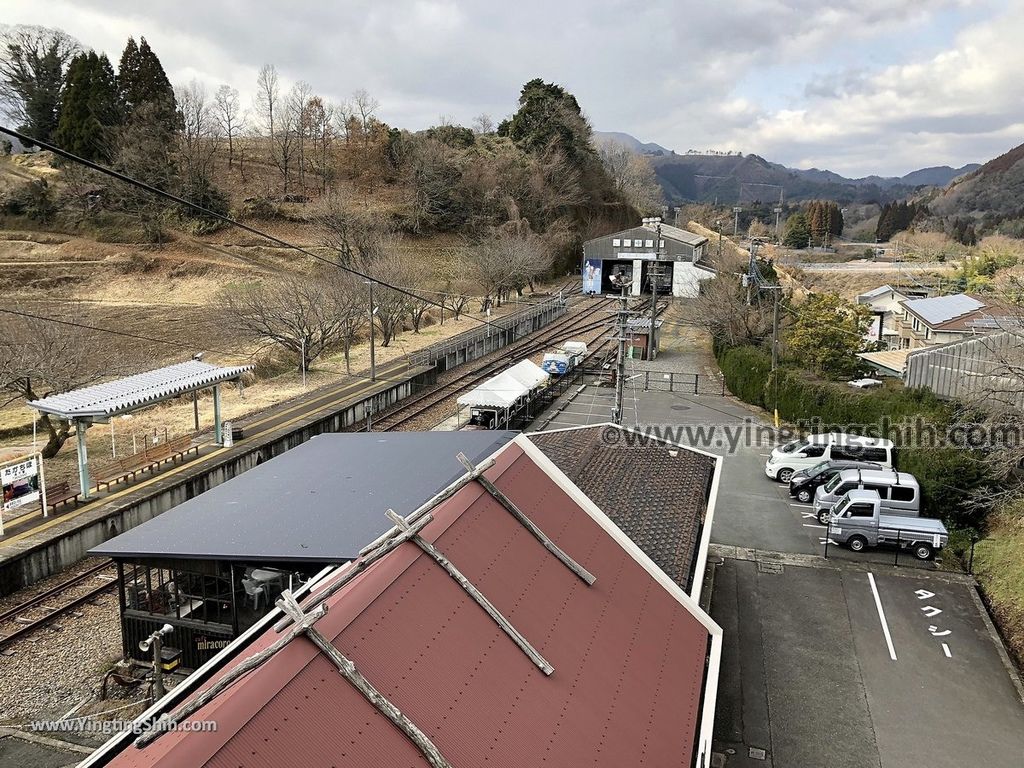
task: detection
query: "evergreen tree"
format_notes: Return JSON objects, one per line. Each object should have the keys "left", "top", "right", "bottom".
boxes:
{"left": 783, "top": 212, "right": 811, "bottom": 248}
{"left": 500, "top": 78, "right": 595, "bottom": 166}
{"left": 807, "top": 201, "right": 826, "bottom": 245}
{"left": 54, "top": 51, "right": 119, "bottom": 162}
{"left": 0, "top": 26, "right": 79, "bottom": 143}
{"left": 117, "top": 36, "right": 176, "bottom": 129}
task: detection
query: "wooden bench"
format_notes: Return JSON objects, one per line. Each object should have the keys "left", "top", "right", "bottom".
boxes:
{"left": 166, "top": 435, "right": 199, "bottom": 462}
{"left": 46, "top": 480, "right": 81, "bottom": 511}
{"left": 94, "top": 437, "right": 200, "bottom": 491}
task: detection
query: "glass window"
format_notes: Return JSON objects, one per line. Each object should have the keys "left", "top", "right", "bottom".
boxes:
{"left": 623, "top": 239, "right": 632, "bottom": 247}
{"left": 808, "top": 461, "right": 831, "bottom": 477}
{"left": 849, "top": 504, "right": 874, "bottom": 517}
{"left": 645, "top": 239, "right": 654, "bottom": 247}
{"left": 864, "top": 484, "right": 889, "bottom": 499}
{"left": 803, "top": 444, "right": 826, "bottom": 458}
{"left": 612, "top": 238, "right": 621, "bottom": 246}
{"left": 780, "top": 439, "right": 809, "bottom": 454}
{"left": 862, "top": 447, "right": 888, "bottom": 462}
{"left": 891, "top": 486, "right": 915, "bottom": 502}
{"left": 824, "top": 473, "right": 844, "bottom": 493}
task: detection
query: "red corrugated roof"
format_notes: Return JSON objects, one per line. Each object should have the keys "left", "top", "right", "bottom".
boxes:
{"left": 104, "top": 441, "right": 712, "bottom": 768}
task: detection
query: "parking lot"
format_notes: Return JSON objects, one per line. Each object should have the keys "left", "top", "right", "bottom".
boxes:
{"left": 535, "top": 380, "right": 1024, "bottom": 767}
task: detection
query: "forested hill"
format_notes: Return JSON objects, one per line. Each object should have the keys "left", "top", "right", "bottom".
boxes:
{"left": 928, "top": 142, "right": 1024, "bottom": 233}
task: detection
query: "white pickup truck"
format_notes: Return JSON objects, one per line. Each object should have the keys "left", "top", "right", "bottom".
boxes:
{"left": 825, "top": 489, "right": 948, "bottom": 561}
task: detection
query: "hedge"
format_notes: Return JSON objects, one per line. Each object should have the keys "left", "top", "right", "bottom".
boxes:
{"left": 716, "top": 344, "right": 989, "bottom": 526}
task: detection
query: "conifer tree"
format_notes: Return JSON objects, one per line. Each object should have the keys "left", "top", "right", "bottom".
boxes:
{"left": 54, "top": 51, "right": 119, "bottom": 162}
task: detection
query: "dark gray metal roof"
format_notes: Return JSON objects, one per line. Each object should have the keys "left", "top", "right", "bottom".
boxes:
{"left": 583, "top": 225, "right": 707, "bottom": 262}
{"left": 91, "top": 431, "right": 517, "bottom": 563}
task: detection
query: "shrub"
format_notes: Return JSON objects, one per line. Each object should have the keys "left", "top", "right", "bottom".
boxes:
{"left": 716, "top": 343, "right": 990, "bottom": 523}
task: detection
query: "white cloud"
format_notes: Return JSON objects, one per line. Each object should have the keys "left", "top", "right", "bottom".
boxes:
{"left": 0, "top": 0, "right": 1015, "bottom": 175}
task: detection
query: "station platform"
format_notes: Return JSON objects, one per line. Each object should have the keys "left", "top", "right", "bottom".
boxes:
{"left": 0, "top": 359, "right": 434, "bottom": 594}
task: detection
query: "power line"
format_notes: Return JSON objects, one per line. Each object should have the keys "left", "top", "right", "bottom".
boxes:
{"left": 0, "top": 125, "right": 510, "bottom": 332}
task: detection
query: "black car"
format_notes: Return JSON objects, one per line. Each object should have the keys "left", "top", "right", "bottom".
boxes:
{"left": 788, "top": 460, "right": 883, "bottom": 503}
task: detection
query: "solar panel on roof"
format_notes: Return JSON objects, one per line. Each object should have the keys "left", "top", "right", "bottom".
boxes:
{"left": 903, "top": 295, "right": 984, "bottom": 325}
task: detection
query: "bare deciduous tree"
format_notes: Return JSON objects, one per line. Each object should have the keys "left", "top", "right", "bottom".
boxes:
{"left": 175, "top": 79, "right": 220, "bottom": 195}
{"left": 304, "top": 95, "right": 335, "bottom": 193}
{"left": 286, "top": 80, "right": 313, "bottom": 192}
{"left": 0, "top": 307, "right": 104, "bottom": 458}
{"left": 679, "top": 256, "right": 773, "bottom": 347}
{"left": 227, "top": 271, "right": 362, "bottom": 371}
{"left": 469, "top": 225, "right": 552, "bottom": 306}
{"left": 435, "top": 246, "right": 474, "bottom": 321}
{"left": 472, "top": 113, "right": 494, "bottom": 135}
{"left": 0, "top": 25, "right": 79, "bottom": 139}
{"left": 213, "top": 83, "right": 243, "bottom": 170}
{"left": 598, "top": 141, "right": 663, "bottom": 215}
{"left": 316, "top": 196, "right": 398, "bottom": 266}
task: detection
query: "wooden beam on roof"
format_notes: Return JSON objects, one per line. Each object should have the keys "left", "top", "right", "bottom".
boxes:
{"left": 456, "top": 452, "right": 596, "bottom": 586}
{"left": 276, "top": 592, "right": 454, "bottom": 768}
{"left": 385, "top": 508, "right": 554, "bottom": 676}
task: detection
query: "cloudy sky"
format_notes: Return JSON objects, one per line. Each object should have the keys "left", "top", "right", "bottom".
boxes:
{"left": 2, "top": 0, "right": 1021, "bottom": 177}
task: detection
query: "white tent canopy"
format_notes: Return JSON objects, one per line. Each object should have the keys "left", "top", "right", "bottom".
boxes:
{"left": 458, "top": 371, "right": 529, "bottom": 409}
{"left": 505, "top": 360, "right": 549, "bottom": 392}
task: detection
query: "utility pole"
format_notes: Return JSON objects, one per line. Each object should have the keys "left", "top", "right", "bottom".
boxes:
{"left": 733, "top": 206, "right": 742, "bottom": 237}
{"left": 771, "top": 288, "right": 781, "bottom": 429}
{"left": 643, "top": 217, "right": 663, "bottom": 361}
{"left": 365, "top": 280, "right": 376, "bottom": 381}
{"left": 716, "top": 220, "right": 722, "bottom": 259}
{"left": 609, "top": 272, "right": 631, "bottom": 425}
{"left": 774, "top": 206, "right": 782, "bottom": 241}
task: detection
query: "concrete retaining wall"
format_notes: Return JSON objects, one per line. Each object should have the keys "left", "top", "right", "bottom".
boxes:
{"left": 0, "top": 371, "right": 427, "bottom": 595}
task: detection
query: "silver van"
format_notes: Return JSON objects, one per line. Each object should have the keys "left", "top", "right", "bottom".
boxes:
{"left": 813, "top": 468, "right": 920, "bottom": 524}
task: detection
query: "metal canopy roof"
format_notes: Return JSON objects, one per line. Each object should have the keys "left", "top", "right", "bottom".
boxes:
{"left": 29, "top": 360, "right": 254, "bottom": 421}
{"left": 90, "top": 431, "right": 517, "bottom": 563}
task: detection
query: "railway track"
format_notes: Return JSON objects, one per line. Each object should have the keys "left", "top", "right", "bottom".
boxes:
{"left": 364, "top": 295, "right": 648, "bottom": 432}
{"left": 0, "top": 560, "right": 118, "bottom": 650}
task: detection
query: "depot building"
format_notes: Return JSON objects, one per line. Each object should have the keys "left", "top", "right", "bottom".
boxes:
{"left": 582, "top": 220, "right": 714, "bottom": 298}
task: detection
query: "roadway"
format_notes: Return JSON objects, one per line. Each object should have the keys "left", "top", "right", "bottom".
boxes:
{"left": 532, "top": 364, "right": 1024, "bottom": 767}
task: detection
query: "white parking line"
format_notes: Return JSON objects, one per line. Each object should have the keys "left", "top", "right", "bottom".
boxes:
{"left": 942, "top": 643, "right": 952, "bottom": 658}
{"left": 803, "top": 523, "right": 826, "bottom": 529}
{"left": 868, "top": 572, "right": 898, "bottom": 661}
{"left": 790, "top": 503, "right": 812, "bottom": 508}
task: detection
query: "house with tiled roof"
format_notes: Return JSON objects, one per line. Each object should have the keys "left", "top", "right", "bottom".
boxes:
{"left": 83, "top": 431, "right": 723, "bottom": 768}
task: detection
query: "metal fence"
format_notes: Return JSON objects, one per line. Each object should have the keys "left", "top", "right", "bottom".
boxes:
{"left": 408, "top": 296, "right": 566, "bottom": 369}
{"left": 631, "top": 369, "right": 726, "bottom": 396}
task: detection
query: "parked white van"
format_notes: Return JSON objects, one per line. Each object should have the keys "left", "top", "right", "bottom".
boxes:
{"left": 764, "top": 433, "right": 895, "bottom": 483}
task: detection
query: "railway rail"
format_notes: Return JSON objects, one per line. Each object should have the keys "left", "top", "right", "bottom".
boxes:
{"left": 0, "top": 560, "right": 118, "bottom": 650}
{"left": 363, "top": 295, "right": 622, "bottom": 431}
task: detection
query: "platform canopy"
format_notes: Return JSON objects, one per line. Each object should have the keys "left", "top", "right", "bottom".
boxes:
{"left": 29, "top": 359, "right": 253, "bottom": 499}
{"left": 29, "top": 360, "right": 253, "bottom": 422}
{"left": 458, "top": 371, "right": 528, "bottom": 409}
{"left": 505, "top": 359, "right": 549, "bottom": 392}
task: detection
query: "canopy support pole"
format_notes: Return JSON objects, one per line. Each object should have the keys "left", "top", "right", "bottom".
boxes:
{"left": 76, "top": 420, "right": 91, "bottom": 498}
{"left": 213, "top": 385, "right": 223, "bottom": 445}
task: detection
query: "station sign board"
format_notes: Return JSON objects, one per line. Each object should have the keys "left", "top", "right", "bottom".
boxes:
{"left": 1, "top": 453, "right": 42, "bottom": 513}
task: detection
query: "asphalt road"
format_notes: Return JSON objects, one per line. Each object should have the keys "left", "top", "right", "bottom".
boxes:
{"left": 535, "top": 378, "right": 1024, "bottom": 767}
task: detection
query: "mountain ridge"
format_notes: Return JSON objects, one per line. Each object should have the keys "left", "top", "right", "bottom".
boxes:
{"left": 593, "top": 130, "right": 979, "bottom": 203}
